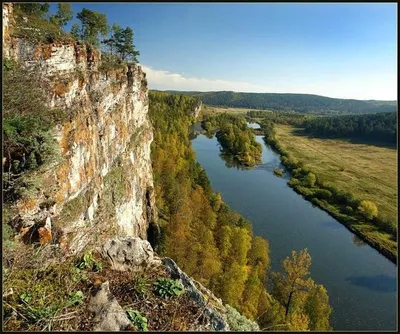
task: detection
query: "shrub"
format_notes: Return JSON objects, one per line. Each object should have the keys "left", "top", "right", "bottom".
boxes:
{"left": 305, "top": 173, "right": 316, "bottom": 187}
{"left": 314, "top": 189, "right": 332, "bottom": 200}
{"left": 358, "top": 200, "right": 378, "bottom": 220}
{"left": 274, "top": 168, "right": 283, "bottom": 177}
{"left": 225, "top": 304, "right": 260, "bottom": 331}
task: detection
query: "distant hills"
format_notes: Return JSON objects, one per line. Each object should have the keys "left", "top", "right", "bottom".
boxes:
{"left": 160, "top": 90, "right": 397, "bottom": 114}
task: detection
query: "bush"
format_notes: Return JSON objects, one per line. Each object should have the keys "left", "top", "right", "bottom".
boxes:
{"left": 274, "top": 168, "right": 283, "bottom": 176}
{"left": 313, "top": 189, "right": 332, "bottom": 200}
{"left": 358, "top": 200, "right": 378, "bottom": 220}
{"left": 225, "top": 304, "right": 260, "bottom": 331}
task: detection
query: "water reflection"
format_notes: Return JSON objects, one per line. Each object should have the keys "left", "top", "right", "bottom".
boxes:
{"left": 219, "top": 152, "right": 253, "bottom": 171}
{"left": 346, "top": 275, "right": 396, "bottom": 293}
{"left": 352, "top": 235, "right": 367, "bottom": 247}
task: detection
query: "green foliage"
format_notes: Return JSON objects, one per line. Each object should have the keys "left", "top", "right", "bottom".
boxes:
{"left": 50, "top": 3, "right": 73, "bottom": 27}
{"left": 14, "top": 3, "right": 50, "bottom": 19}
{"left": 132, "top": 276, "right": 150, "bottom": 295}
{"left": 67, "top": 291, "right": 85, "bottom": 307}
{"left": 3, "top": 62, "right": 62, "bottom": 202}
{"left": 126, "top": 309, "right": 148, "bottom": 331}
{"left": 153, "top": 278, "right": 184, "bottom": 298}
{"left": 305, "top": 173, "right": 316, "bottom": 187}
{"left": 225, "top": 304, "right": 260, "bottom": 331}
{"left": 13, "top": 6, "right": 71, "bottom": 43}
{"left": 303, "top": 112, "right": 396, "bottom": 145}
{"left": 76, "top": 251, "right": 95, "bottom": 269}
{"left": 274, "top": 168, "right": 283, "bottom": 176}
{"left": 202, "top": 113, "right": 262, "bottom": 167}
{"left": 166, "top": 90, "right": 396, "bottom": 114}
{"left": 75, "top": 8, "right": 109, "bottom": 46}
{"left": 103, "top": 25, "right": 140, "bottom": 62}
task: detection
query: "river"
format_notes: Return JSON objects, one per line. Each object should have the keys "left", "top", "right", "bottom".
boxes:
{"left": 191, "top": 123, "right": 397, "bottom": 331}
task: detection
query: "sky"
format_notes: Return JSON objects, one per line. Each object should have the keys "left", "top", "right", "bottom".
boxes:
{"left": 50, "top": 3, "right": 397, "bottom": 100}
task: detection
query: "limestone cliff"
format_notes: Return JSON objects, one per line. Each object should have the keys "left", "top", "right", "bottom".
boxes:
{"left": 3, "top": 3, "right": 158, "bottom": 254}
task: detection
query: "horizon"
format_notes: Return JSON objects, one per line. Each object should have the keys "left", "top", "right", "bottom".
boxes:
{"left": 50, "top": 3, "right": 397, "bottom": 100}
{"left": 152, "top": 89, "right": 398, "bottom": 102}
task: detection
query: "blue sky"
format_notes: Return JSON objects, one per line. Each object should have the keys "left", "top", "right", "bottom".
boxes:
{"left": 50, "top": 3, "right": 397, "bottom": 100}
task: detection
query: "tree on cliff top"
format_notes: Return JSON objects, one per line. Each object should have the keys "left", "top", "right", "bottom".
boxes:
{"left": 75, "top": 8, "right": 109, "bottom": 46}
{"left": 50, "top": 3, "right": 74, "bottom": 27}
{"left": 14, "top": 3, "right": 50, "bottom": 19}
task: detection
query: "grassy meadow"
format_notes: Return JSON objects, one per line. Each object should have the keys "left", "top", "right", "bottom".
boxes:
{"left": 274, "top": 124, "right": 397, "bottom": 225}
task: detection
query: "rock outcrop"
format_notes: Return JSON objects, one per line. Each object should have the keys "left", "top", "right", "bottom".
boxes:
{"left": 3, "top": 3, "right": 158, "bottom": 253}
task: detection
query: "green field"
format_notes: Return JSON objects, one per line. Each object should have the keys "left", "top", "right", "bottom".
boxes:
{"left": 274, "top": 124, "right": 397, "bottom": 261}
{"left": 274, "top": 125, "right": 397, "bottom": 225}
{"left": 202, "top": 105, "right": 271, "bottom": 116}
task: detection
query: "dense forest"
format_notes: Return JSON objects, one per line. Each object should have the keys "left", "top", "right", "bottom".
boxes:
{"left": 302, "top": 112, "right": 397, "bottom": 145}
{"left": 164, "top": 90, "right": 397, "bottom": 114}
{"left": 149, "top": 91, "right": 332, "bottom": 330}
{"left": 202, "top": 114, "right": 262, "bottom": 167}
{"left": 248, "top": 110, "right": 311, "bottom": 125}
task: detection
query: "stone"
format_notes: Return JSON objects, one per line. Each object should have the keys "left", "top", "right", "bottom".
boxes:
{"left": 38, "top": 216, "right": 52, "bottom": 245}
{"left": 101, "top": 237, "right": 162, "bottom": 271}
{"left": 87, "top": 281, "right": 131, "bottom": 331}
{"left": 163, "top": 257, "right": 230, "bottom": 331}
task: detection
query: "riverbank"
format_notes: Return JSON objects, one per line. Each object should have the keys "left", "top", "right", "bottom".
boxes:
{"left": 262, "top": 123, "right": 397, "bottom": 264}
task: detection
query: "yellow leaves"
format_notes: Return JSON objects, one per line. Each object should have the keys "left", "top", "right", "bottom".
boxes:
{"left": 358, "top": 199, "right": 379, "bottom": 220}
{"left": 288, "top": 313, "right": 310, "bottom": 331}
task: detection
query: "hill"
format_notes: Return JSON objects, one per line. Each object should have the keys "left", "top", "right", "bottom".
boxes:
{"left": 161, "top": 90, "right": 397, "bottom": 114}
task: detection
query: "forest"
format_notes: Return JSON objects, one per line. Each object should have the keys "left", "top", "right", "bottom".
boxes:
{"left": 202, "top": 114, "right": 262, "bottom": 167}
{"left": 302, "top": 112, "right": 397, "bottom": 145}
{"left": 148, "top": 91, "right": 332, "bottom": 330}
{"left": 165, "top": 90, "right": 397, "bottom": 114}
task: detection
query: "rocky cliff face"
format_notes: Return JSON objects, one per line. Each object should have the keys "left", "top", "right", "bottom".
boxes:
{"left": 3, "top": 3, "right": 158, "bottom": 254}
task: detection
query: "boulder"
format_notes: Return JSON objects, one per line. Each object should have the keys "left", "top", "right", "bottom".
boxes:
{"left": 100, "top": 237, "right": 162, "bottom": 271}
{"left": 88, "top": 281, "right": 131, "bottom": 331}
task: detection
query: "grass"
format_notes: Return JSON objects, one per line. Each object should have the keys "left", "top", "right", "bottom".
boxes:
{"left": 274, "top": 125, "right": 397, "bottom": 225}
{"left": 273, "top": 124, "right": 397, "bottom": 262}
{"left": 202, "top": 105, "right": 270, "bottom": 116}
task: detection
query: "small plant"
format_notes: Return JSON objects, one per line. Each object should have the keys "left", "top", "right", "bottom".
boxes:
{"left": 20, "top": 292, "right": 33, "bottom": 303}
{"left": 153, "top": 277, "right": 184, "bottom": 298}
{"left": 71, "top": 267, "right": 87, "bottom": 282}
{"left": 67, "top": 291, "right": 84, "bottom": 307}
{"left": 76, "top": 250, "right": 94, "bottom": 269}
{"left": 126, "top": 309, "right": 148, "bottom": 331}
{"left": 132, "top": 276, "right": 150, "bottom": 295}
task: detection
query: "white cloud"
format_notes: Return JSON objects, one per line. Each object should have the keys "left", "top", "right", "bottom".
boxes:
{"left": 139, "top": 64, "right": 397, "bottom": 100}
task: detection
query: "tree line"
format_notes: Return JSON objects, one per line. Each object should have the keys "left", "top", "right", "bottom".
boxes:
{"left": 302, "top": 112, "right": 397, "bottom": 145}
{"left": 14, "top": 3, "right": 139, "bottom": 62}
{"left": 202, "top": 114, "right": 263, "bottom": 167}
{"left": 149, "top": 91, "right": 332, "bottom": 330}
{"left": 167, "top": 91, "right": 397, "bottom": 114}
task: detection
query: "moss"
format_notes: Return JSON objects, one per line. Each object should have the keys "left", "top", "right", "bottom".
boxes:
{"left": 57, "top": 188, "right": 94, "bottom": 227}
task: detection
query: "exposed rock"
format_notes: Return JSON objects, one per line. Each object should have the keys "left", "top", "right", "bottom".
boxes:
{"left": 38, "top": 216, "right": 52, "bottom": 245}
{"left": 163, "top": 257, "right": 231, "bottom": 331}
{"left": 2, "top": 3, "right": 158, "bottom": 253}
{"left": 101, "top": 237, "right": 162, "bottom": 271}
{"left": 88, "top": 281, "right": 131, "bottom": 331}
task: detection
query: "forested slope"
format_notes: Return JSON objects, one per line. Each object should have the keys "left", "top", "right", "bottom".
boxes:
{"left": 163, "top": 90, "right": 397, "bottom": 114}
{"left": 148, "top": 91, "right": 332, "bottom": 330}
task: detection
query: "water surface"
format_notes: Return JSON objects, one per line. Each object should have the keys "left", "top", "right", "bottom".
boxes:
{"left": 192, "top": 127, "right": 397, "bottom": 331}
